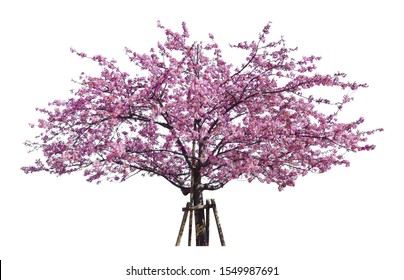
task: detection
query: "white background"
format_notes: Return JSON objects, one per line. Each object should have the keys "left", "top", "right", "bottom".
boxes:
{"left": 0, "top": 0, "right": 402, "bottom": 279}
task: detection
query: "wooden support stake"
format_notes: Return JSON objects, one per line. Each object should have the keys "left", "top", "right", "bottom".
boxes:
{"left": 206, "top": 199, "right": 211, "bottom": 246}
{"left": 211, "top": 199, "right": 226, "bottom": 246}
{"left": 175, "top": 202, "right": 190, "bottom": 246}
{"left": 188, "top": 205, "right": 193, "bottom": 246}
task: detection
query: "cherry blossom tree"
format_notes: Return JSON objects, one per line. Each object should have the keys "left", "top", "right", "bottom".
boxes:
{"left": 22, "top": 21, "right": 382, "bottom": 246}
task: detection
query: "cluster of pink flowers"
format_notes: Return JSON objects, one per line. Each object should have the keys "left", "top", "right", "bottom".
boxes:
{"left": 22, "top": 22, "right": 382, "bottom": 192}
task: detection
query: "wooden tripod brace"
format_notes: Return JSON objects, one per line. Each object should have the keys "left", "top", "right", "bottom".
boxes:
{"left": 175, "top": 198, "right": 225, "bottom": 246}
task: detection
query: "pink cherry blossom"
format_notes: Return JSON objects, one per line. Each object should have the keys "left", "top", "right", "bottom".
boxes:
{"left": 23, "top": 22, "right": 382, "bottom": 240}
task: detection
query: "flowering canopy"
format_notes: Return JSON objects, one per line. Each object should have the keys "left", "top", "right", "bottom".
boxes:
{"left": 22, "top": 21, "right": 382, "bottom": 193}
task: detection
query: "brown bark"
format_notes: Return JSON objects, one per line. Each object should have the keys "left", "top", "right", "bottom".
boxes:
{"left": 191, "top": 170, "right": 208, "bottom": 246}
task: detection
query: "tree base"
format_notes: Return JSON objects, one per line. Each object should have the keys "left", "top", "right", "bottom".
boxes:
{"left": 175, "top": 199, "right": 225, "bottom": 246}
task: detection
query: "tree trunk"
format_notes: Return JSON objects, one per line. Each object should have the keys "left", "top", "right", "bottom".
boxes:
{"left": 191, "top": 171, "right": 208, "bottom": 246}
